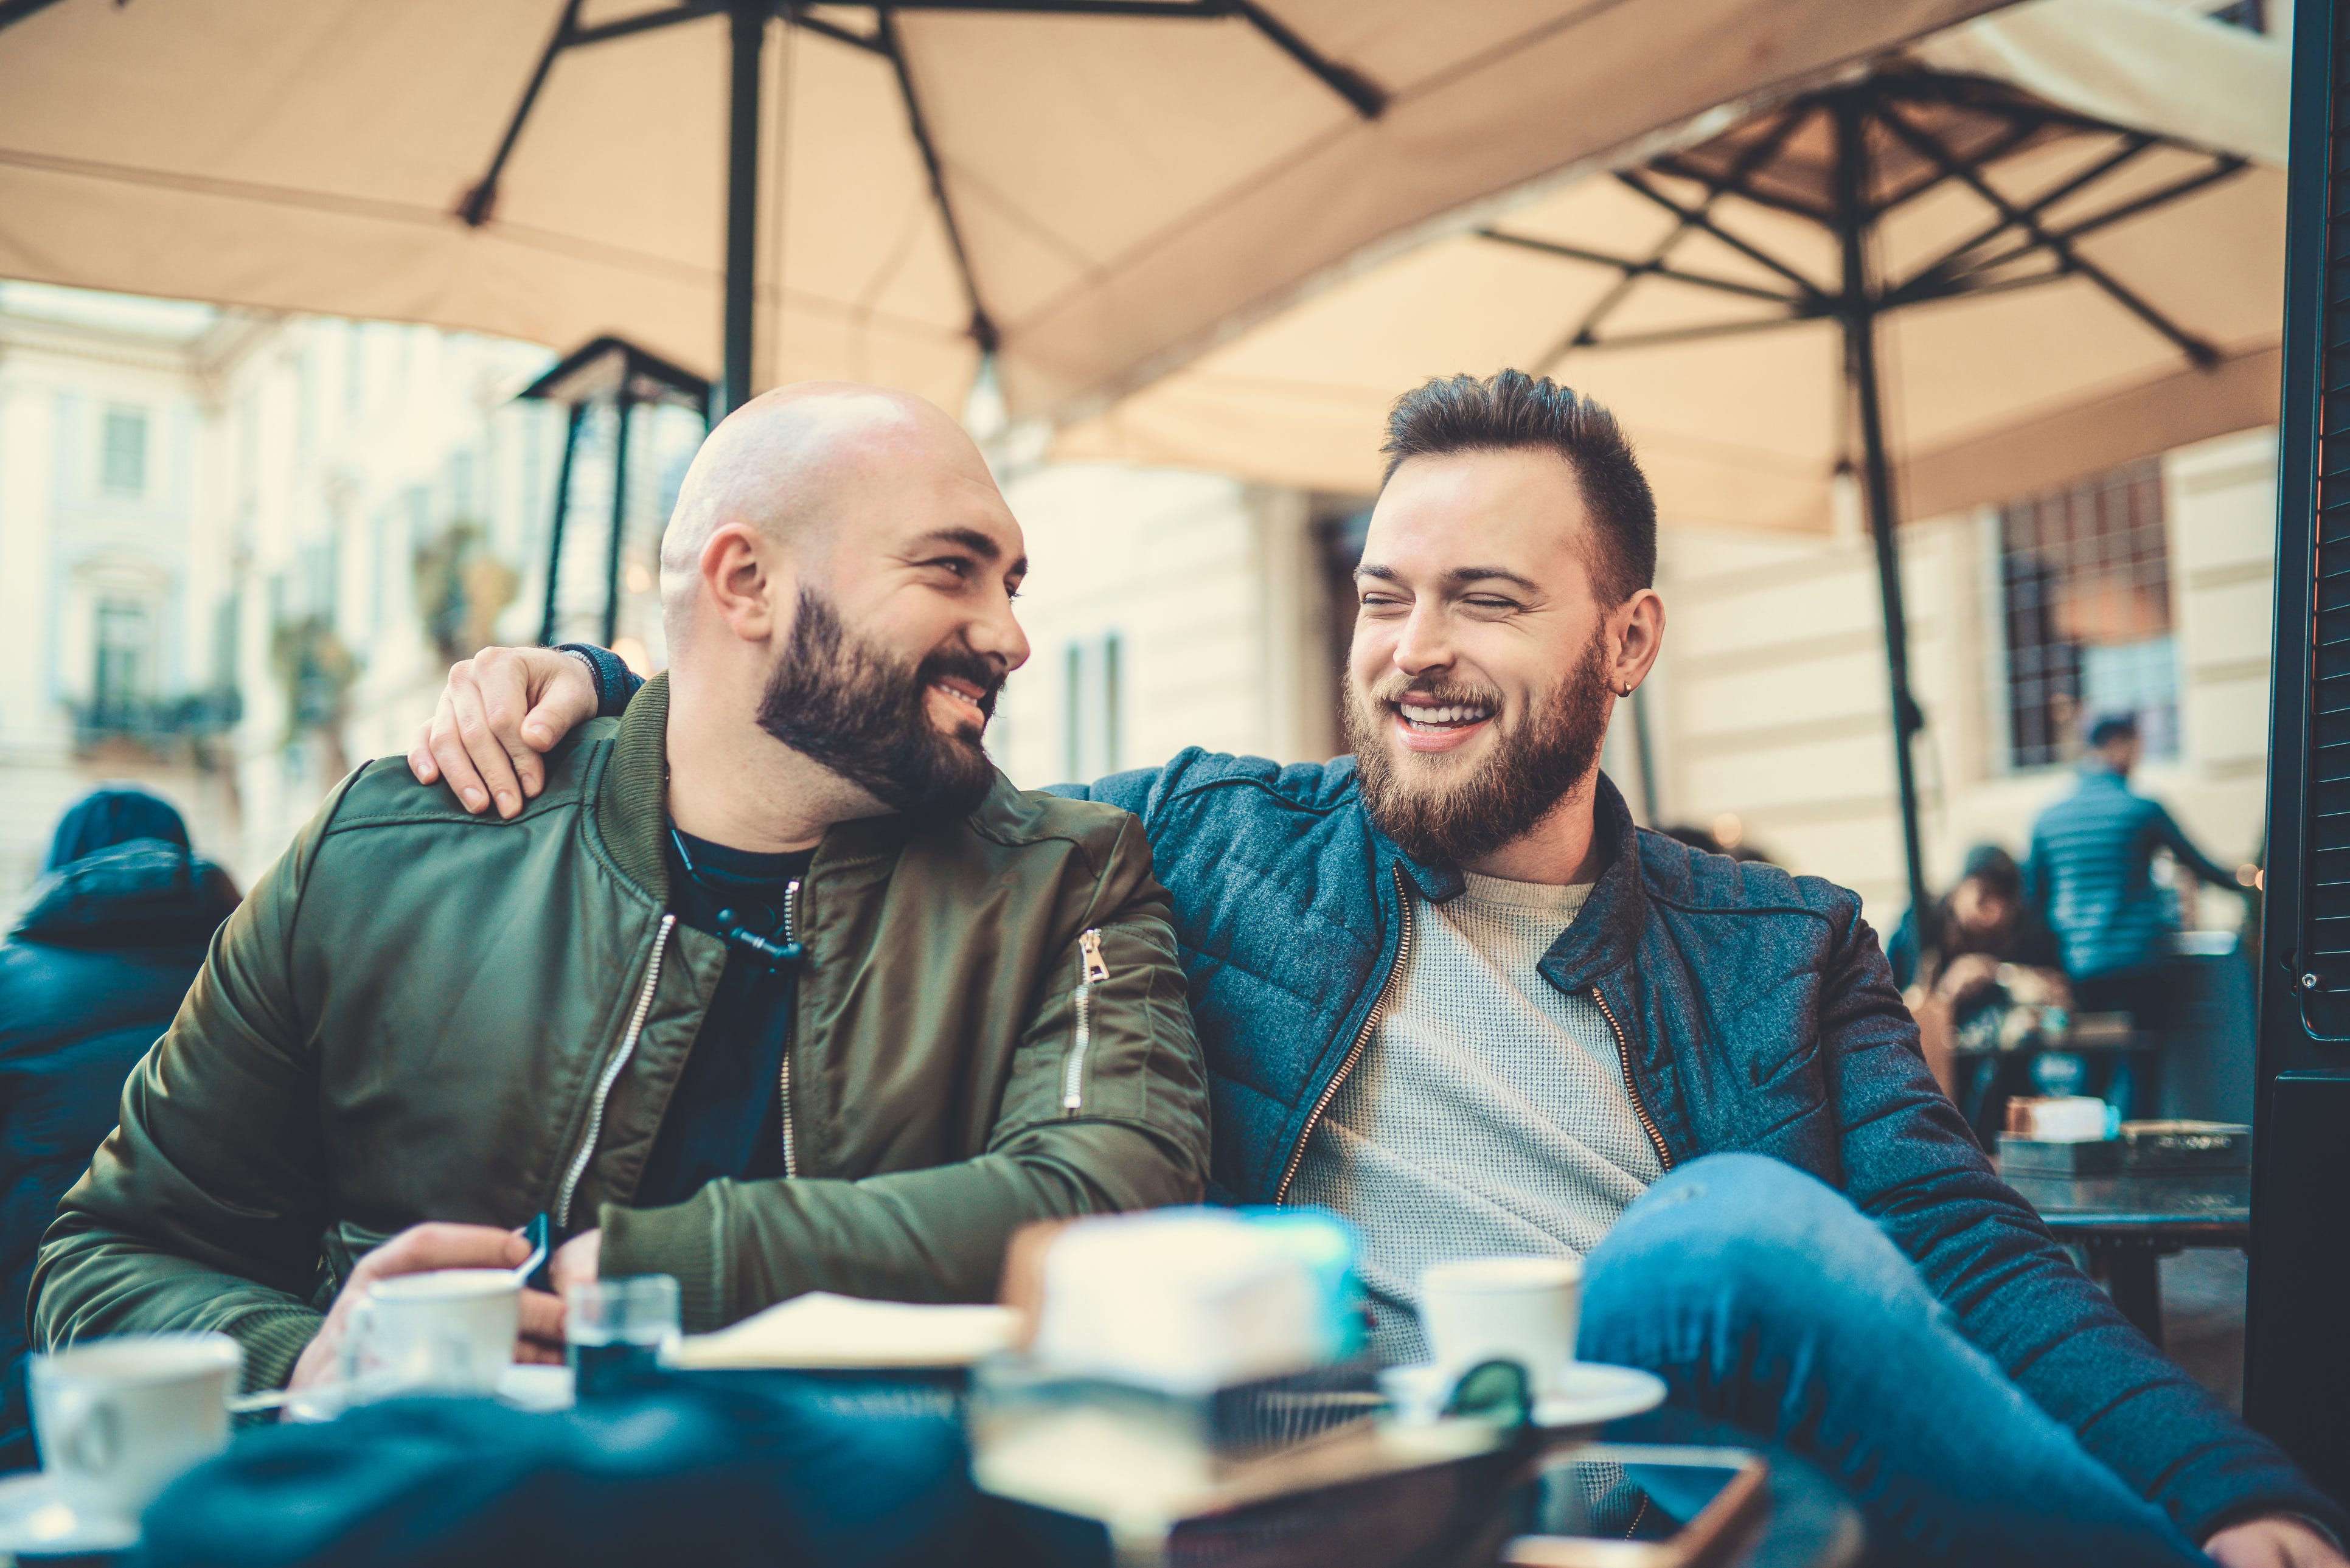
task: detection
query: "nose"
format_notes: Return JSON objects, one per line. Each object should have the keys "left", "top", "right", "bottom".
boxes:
{"left": 1389, "top": 598, "right": 1453, "bottom": 678}
{"left": 968, "top": 583, "right": 1031, "bottom": 675}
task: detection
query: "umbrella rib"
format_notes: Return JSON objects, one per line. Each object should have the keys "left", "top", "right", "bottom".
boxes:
{"left": 780, "top": 7, "right": 888, "bottom": 52}
{"left": 569, "top": 0, "right": 731, "bottom": 46}
{"left": 1868, "top": 116, "right": 2049, "bottom": 220}
{"left": 1505, "top": 105, "right": 1816, "bottom": 371}
{"left": 1649, "top": 151, "right": 1834, "bottom": 226}
{"left": 0, "top": 0, "right": 65, "bottom": 34}
{"left": 1228, "top": 1, "right": 1385, "bottom": 119}
{"left": 1869, "top": 103, "right": 2218, "bottom": 369}
{"left": 1571, "top": 312, "right": 1821, "bottom": 354}
{"left": 1886, "top": 132, "right": 2157, "bottom": 299}
{"left": 1931, "top": 155, "right": 2250, "bottom": 286}
{"left": 458, "top": 0, "right": 591, "bottom": 229}
{"left": 876, "top": 7, "right": 1001, "bottom": 352}
{"left": 1477, "top": 231, "right": 1804, "bottom": 306}
{"left": 1612, "top": 170, "right": 1830, "bottom": 302}
{"left": 853, "top": 1, "right": 1385, "bottom": 118}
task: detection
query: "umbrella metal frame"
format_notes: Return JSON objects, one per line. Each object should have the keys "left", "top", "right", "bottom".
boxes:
{"left": 1478, "top": 71, "right": 2248, "bottom": 920}
{"left": 426, "top": 0, "right": 1388, "bottom": 418}
{"left": 516, "top": 335, "right": 712, "bottom": 648}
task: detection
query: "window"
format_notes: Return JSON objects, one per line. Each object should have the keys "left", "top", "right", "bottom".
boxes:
{"left": 92, "top": 599, "right": 153, "bottom": 723}
{"left": 100, "top": 408, "right": 148, "bottom": 496}
{"left": 1063, "top": 632, "right": 1124, "bottom": 783}
{"left": 1998, "top": 457, "right": 2177, "bottom": 769}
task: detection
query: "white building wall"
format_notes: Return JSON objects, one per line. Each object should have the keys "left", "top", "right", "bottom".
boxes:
{"left": 990, "top": 463, "right": 1338, "bottom": 790}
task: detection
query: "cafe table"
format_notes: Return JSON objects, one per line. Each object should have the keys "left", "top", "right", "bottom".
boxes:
{"left": 2000, "top": 1170, "right": 2250, "bottom": 1347}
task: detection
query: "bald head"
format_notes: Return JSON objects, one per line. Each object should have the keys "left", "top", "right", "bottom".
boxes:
{"left": 659, "top": 382, "right": 990, "bottom": 628}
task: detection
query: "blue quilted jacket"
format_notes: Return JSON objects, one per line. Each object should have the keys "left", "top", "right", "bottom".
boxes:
{"left": 576, "top": 651, "right": 2336, "bottom": 1541}
{"left": 1052, "top": 750, "right": 2334, "bottom": 1544}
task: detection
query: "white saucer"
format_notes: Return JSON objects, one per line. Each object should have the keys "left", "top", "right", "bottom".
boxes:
{"left": 1532, "top": 1361, "right": 1669, "bottom": 1431}
{"left": 1378, "top": 1359, "right": 1667, "bottom": 1432}
{"left": 0, "top": 1469, "right": 141, "bottom": 1555}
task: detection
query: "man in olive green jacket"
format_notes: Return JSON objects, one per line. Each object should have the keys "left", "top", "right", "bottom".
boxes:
{"left": 31, "top": 384, "right": 1209, "bottom": 1394}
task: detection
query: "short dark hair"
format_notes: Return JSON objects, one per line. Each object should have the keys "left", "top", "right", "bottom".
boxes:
{"left": 1380, "top": 370, "right": 1657, "bottom": 605}
{"left": 2088, "top": 713, "right": 2140, "bottom": 749}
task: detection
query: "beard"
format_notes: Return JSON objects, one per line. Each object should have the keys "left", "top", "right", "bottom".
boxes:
{"left": 756, "top": 587, "right": 1003, "bottom": 820}
{"left": 1345, "top": 628, "right": 1614, "bottom": 868}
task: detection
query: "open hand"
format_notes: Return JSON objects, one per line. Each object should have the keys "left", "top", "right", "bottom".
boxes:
{"left": 407, "top": 646, "right": 597, "bottom": 818}
{"left": 287, "top": 1223, "right": 565, "bottom": 1391}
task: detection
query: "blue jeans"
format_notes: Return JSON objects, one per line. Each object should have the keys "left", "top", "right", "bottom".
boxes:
{"left": 1578, "top": 1154, "right": 2209, "bottom": 1567}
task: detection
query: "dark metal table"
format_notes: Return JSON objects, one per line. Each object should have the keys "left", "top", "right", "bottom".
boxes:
{"left": 2000, "top": 1170, "right": 2250, "bottom": 1346}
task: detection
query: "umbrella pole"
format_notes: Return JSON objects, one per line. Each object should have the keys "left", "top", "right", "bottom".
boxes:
{"left": 721, "top": 0, "right": 765, "bottom": 415}
{"left": 1832, "top": 92, "right": 1933, "bottom": 924}
{"left": 538, "top": 402, "right": 588, "bottom": 647}
{"left": 603, "top": 389, "right": 637, "bottom": 648}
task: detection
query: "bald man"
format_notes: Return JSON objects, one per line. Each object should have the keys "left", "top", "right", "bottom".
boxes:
{"left": 30, "top": 386, "right": 1210, "bottom": 1397}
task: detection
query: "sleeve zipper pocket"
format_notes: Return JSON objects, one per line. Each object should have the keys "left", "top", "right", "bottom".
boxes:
{"left": 1062, "top": 929, "right": 1108, "bottom": 1114}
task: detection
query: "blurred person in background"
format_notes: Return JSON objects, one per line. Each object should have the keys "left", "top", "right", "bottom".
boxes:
{"left": 0, "top": 787, "right": 238, "bottom": 1468}
{"left": 421, "top": 373, "right": 2338, "bottom": 1567}
{"left": 1891, "top": 845, "right": 2069, "bottom": 1138}
{"left": 2028, "top": 714, "right": 2248, "bottom": 1115}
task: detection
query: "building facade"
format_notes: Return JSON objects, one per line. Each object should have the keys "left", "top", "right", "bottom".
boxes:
{"left": 0, "top": 283, "right": 666, "bottom": 900}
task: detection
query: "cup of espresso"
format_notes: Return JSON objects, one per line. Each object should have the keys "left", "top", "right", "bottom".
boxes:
{"left": 1418, "top": 1255, "right": 1583, "bottom": 1400}
{"left": 346, "top": 1268, "right": 521, "bottom": 1398}
{"left": 30, "top": 1333, "right": 243, "bottom": 1522}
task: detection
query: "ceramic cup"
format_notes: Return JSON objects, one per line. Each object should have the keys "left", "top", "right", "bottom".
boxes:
{"left": 1418, "top": 1255, "right": 1583, "bottom": 1398}
{"left": 346, "top": 1268, "right": 521, "bottom": 1397}
{"left": 29, "top": 1333, "right": 242, "bottom": 1522}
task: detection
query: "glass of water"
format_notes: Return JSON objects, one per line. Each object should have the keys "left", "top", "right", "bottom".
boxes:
{"left": 565, "top": 1274, "right": 681, "bottom": 1397}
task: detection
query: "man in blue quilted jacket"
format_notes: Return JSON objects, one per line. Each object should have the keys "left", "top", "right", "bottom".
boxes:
{"left": 415, "top": 372, "right": 2338, "bottom": 1567}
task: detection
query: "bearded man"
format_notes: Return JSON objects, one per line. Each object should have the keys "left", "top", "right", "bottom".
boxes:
{"left": 414, "top": 373, "right": 2338, "bottom": 1567}
{"left": 32, "top": 385, "right": 1208, "bottom": 1397}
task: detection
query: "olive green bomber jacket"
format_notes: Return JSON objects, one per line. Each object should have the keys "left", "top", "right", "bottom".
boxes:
{"left": 30, "top": 675, "right": 1210, "bottom": 1389}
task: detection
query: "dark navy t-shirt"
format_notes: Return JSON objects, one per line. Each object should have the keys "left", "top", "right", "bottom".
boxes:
{"left": 633, "top": 825, "right": 813, "bottom": 1209}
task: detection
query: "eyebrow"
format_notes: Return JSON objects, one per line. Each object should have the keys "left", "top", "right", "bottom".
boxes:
{"left": 913, "top": 527, "right": 1028, "bottom": 580}
{"left": 1355, "top": 562, "right": 1541, "bottom": 593}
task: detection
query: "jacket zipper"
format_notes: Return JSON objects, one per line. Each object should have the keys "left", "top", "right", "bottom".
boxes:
{"left": 779, "top": 879, "right": 801, "bottom": 1179}
{"left": 555, "top": 914, "right": 676, "bottom": 1229}
{"left": 1062, "top": 928, "right": 1110, "bottom": 1114}
{"left": 1274, "top": 865, "right": 1415, "bottom": 1205}
{"left": 1591, "top": 985, "right": 1673, "bottom": 1171}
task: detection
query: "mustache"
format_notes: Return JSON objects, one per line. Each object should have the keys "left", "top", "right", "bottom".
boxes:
{"left": 1363, "top": 673, "right": 1506, "bottom": 711}
{"left": 916, "top": 642, "right": 1006, "bottom": 721}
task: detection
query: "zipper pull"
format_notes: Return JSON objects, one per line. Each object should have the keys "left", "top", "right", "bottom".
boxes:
{"left": 1079, "top": 928, "right": 1108, "bottom": 983}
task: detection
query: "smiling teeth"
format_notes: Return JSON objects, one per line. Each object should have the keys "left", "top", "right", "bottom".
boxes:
{"left": 1399, "top": 704, "right": 1490, "bottom": 727}
{"left": 933, "top": 682, "right": 982, "bottom": 709}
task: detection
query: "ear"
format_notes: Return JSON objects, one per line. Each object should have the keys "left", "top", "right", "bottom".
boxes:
{"left": 1607, "top": 588, "right": 1666, "bottom": 696}
{"left": 700, "top": 522, "right": 791, "bottom": 643}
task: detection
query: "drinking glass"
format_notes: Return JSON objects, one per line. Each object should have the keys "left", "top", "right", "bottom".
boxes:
{"left": 565, "top": 1274, "right": 681, "bottom": 1397}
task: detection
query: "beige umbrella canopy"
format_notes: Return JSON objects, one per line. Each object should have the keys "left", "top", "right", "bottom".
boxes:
{"left": 1054, "top": 0, "right": 2285, "bottom": 917}
{"left": 1055, "top": 0, "right": 2286, "bottom": 526}
{"left": 0, "top": 0, "right": 2011, "bottom": 418}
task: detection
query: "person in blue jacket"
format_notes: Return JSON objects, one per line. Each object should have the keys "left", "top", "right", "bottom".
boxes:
{"left": 409, "top": 373, "right": 2338, "bottom": 1567}
{"left": 0, "top": 787, "right": 238, "bottom": 1469}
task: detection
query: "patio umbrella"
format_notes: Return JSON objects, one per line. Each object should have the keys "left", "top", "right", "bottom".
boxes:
{"left": 1054, "top": 0, "right": 2288, "bottom": 922}
{"left": 0, "top": 0, "right": 2012, "bottom": 420}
